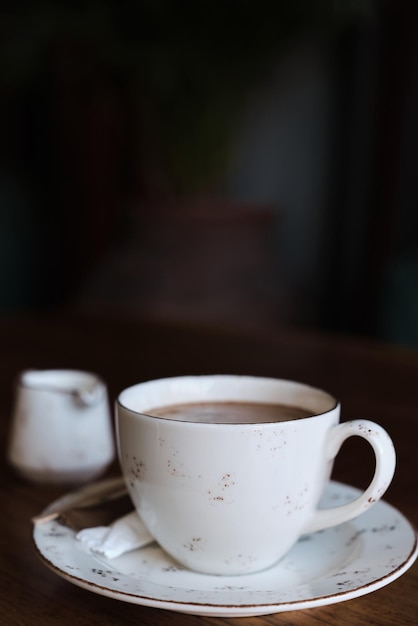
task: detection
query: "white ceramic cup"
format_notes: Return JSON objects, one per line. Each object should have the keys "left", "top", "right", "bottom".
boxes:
{"left": 116, "top": 375, "right": 396, "bottom": 576}
{"left": 8, "top": 369, "right": 115, "bottom": 484}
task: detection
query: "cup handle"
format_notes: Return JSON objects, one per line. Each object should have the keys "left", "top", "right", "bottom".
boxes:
{"left": 302, "top": 420, "right": 396, "bottom": 534}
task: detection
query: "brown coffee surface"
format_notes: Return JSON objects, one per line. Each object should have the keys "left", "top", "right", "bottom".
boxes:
{"left": 147, "top": 401, "right": 312, "bottom": 424}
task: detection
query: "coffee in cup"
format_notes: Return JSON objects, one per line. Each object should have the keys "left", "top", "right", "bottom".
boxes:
{"left": 148, "top": 400, "right": 312, "bottom": 423}
{"left": 116, "top": 375, "right": 396, "bottom": 575}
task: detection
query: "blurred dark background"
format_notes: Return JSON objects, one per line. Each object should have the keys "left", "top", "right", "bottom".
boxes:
{"left": 1, "top": 1, "right": 418, "bottom": 346}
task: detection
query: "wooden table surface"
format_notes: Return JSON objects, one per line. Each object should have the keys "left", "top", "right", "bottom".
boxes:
{"left": 0, "top": 313, "right": 417, "bottom": 625}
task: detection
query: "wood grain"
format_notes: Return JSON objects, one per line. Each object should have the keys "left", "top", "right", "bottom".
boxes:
{"left": 1, "top": 312, "right": 417, "bottom": 625}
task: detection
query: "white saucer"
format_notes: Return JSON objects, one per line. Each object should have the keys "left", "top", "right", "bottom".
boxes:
{"left": 33, "top": 481, "right": 417, "bottom": 618}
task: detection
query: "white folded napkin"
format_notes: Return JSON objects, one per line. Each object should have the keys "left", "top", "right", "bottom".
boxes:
{"left": 76, "top": 511, "right": 154, "bottom": 559}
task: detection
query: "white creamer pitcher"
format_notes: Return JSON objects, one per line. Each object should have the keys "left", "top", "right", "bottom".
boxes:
{"left": 8, "top": 369, "right": 115, "bottom": 484}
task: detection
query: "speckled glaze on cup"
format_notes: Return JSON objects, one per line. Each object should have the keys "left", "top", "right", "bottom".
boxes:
{"left": 116, "top": 375, "right": 396, "bottom": 576}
